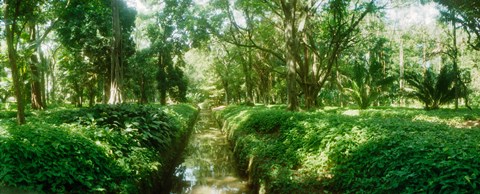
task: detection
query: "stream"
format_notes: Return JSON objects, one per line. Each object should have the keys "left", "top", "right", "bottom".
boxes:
{"left": 169, "top": 109, "right": 249, "bottom": 194}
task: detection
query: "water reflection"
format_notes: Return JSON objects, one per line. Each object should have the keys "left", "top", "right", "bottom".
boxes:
{"left": 170, "top": 110, "right": 249, "bottom": 194}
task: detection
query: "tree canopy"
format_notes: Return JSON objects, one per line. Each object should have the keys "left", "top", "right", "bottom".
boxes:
{"left": 0, "top": 0, "right": 479, "bottom": 124}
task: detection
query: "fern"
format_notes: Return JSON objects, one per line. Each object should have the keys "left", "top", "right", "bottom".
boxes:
{"left": 405, "top": 65, "right": 463, "bottom": 110}
{"left": 345, "top": 62, "right": 395, "bottom": 109}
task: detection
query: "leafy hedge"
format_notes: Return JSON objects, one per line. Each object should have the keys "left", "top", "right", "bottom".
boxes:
{"left": 0, "top": 104, "right": 198, "bottom": 193}
{"left": 216, "top": 105, "right": 480, "bottom": 193}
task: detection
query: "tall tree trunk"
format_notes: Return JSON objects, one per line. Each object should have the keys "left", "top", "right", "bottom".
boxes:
{"left": 88, "top": 87, "right": 95, "bottom": 107}
{"left": 29, "top": 53, "right": 45, "bottom": 110}
{"left": 4, "top": 2, "right": 26, "bottom": 124}
{"left": 158, "top": 53, "right": 167, "bottom": 105}
{"left": 108, "top": 0, "right": 123, "bottom": 104}
{"left": 243, "top": 49, "right": 254, "bottom": 104}
{"left": 140, "top": 75, "right": 148, "bottom": 104}
{"left": 281, "top": 0, "right": 299, "bottom": 111}
{"left": 49, "top": 46, "right": 60, "bottom": 104}
{"left": 29, "top": 24, "right": 45, "bottom": 110}
{"left": 103, "top": 75, "right": 110, "bottom": 104}
{"left": 451, "top": 13, "right": 459, "bottom": 110}
{"left": 73, "top": 82, "right": 83, "bottom": 107}
{"left": 302, "top": 40, "right": 317, "bottom": 109}
{"left": 422, "top": 37, "right": 427, "bottom": 74}
{"left": 48, "top": 62, "right": 55, "bottom": 104}
{"left": 223, "top": 80, "right": 230, "bottom": 105}
{"left": 39, "top": 48, "right": 48, "bottom": 107}
{"left": 399, "top": 39, "right": 405, "bottom": 106}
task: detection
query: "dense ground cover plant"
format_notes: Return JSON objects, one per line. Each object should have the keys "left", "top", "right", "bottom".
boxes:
{"left": 217, "top": 105, "right": 480, "bottom": 193}
{"left": 0, "top": 104, "right": 198, "bottom": 193}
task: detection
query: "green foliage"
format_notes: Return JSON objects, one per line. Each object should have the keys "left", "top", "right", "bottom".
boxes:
{"left": 0, "top": 70, "right": 12, "bottom": 103}
{"left": 405, "top": 65, "right": 465, "bottom": 110}
{"left": 238, "top": 109, "right": 293, "bottom": 134}
{"left": 0, "top": 123, "right": 129, "bottom": 193}
{"left": 345, "top": 37, "right": 396, "bottom": 109}
{"left": 75, "top": 104, "right": 177, "bottom": 151}
{"left": 0, "top": 104, "right": 198, "bottom": 193}
{"left": 217, "top": 105, "right": 480, "bottom": 193}
{"left": 55, "top": 0, "right": 136, "bottom": 107}
{"left": 65, "top": 104, "right": 198, "bottom": 192}
{"left": 125, "top": 49, "right": 157, "bottom": 103}
{"left": 142, "top": 0, "right": 192, "bottom": 105}
{"left": 167, "top": 63, "right": 189, "bottom": 103}
{"left": 435, "top": 0, "right": 480, "bottom": 50}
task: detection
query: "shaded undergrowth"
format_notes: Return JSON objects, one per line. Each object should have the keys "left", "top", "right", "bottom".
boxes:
{"left": 0, "top": 104, "right": 198, "bottom": 193}
{"left": 216, "top": 105, "right": 480, "bottom": 193}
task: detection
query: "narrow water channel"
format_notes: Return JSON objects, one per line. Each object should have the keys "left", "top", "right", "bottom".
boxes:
{"left": 170, "top": 109, "right": 249, "bottom": 194}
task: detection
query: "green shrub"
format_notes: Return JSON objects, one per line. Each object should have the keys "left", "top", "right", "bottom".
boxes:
{"left": 405, "top": 65, "right": 468, "bottom": 110}
{"left": 239, "top": 109, "right": 293, "bottom": 134}
{"left": 70, "top": 104, "right": 198, "bottom": 192}
{"left": 0, "top": 111, "right": 17, "bottom": 119}
{"left": 0, "top": 123, "right": 129, "bottom": 193}
{"left": 77, "top": 104, "right": 178, "bottom": 152}
{"left": 0, "top": 103, "right": 198, "bottom": 193}
{"left": 217, "top": 106, "right": 480, "bottom": 193}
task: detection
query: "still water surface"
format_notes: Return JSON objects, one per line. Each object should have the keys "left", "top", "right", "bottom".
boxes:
{"left": 170, "top": 110, "right": 249, "bottom": 194}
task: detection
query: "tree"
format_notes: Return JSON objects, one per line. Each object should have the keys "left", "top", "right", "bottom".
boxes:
{"left": 167, "top": 60, "right": 188, "bottom": 103}
{"left": 215, "top": 0, "right": 377, "bottom": 110}
{"left": 208, "top": 41, "right": 246, "bottom": 104}
{"left": 57, "top": 51, "right": 92, "bottom": 107}
{"left": 12, "top": 0, "right": 64, "bottom": 110}
{"left": 3, "top": 0, "right": 26, "bottom": 124}
{"left": 277, "top": 0, "right": 304, "bottom": 110}
{"left": 435, "top": 0, "right": 480, "bottom": 50}
{"left": 345, "top": 37, "right": 396, "bottom": 109}
{"left": 42, "top": 43, "right": 62, "bottom": 105}
{"left": 144, "top": 0, "right": 192, "bottom": 105}
{"left": 108, "top": 0, "right": 123, "bottom": 104}
{"left": 2, "top": 0, "right": 65, "bottom": 114}
{"left": 436, "top": 6, "right": 473, "bottom": 109}
{"left": 126, "top": 50, "right": 157, "bottom": 104}
{"left": 56, "top": 0, "right": 111, "bottom": 105}
{"left": 27, "top": 22, "right": 47, "bottom": 110}
{"left": 56, "top": 0, "right": 136, "bottom": 105}
{"left": 302, "top": 0, "right": 377, "bottom": 109}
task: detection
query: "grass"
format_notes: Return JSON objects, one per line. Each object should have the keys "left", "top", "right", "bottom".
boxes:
{"left": 216, "top": 105, "right": 480, "bottom": 193}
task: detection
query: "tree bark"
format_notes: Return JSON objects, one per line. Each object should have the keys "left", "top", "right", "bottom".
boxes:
{"left": 29, "top": 24, "right": 46, "bottom": 110}
{"left": 399, "top": 39, "right": 405, "bottom": 106}
{"left": 452, "top": 13, "right": 459, "bottom": 109}
{"left": 4, "top": 1, "right": 26, "bottom": 124}
{"left": 158, "top": 53, "right": 167, "bottom": 105}
{"left": 281, "top": 0, "right": 299, "bottom": 111}
{"left": 103, "top": 75, "right": 110, "bottom": 104}
{"left": 243, "top": 49, "right": 254, "bottom": 104}
{"left": 139, "top": 75, "right": 148, "bottom": 104}
{"left": 30, "top": 54, "right": 45, "bottom": 110}
{"left": 73, "top": 82, "right": 83, "bottom": 107}
{"left": 108, "top": 0, "right": 123, "bottom": 104}
{"left": 39, "top": 48, "right": 48, "bottom": 107}
{"left": 301, "top": 40, "right": 318, "bottom": 109}
{"left": 48, "top": 46, "right": 60, "bottom": 104}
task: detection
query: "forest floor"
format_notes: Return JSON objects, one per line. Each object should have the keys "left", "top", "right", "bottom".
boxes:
{"left": 460, "top": 119, "right": 480, "bottom": 128}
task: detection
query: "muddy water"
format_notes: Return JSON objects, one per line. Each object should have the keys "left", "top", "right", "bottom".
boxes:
{"left": 170, "top": 110, "right": 249, "bottom": 194}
